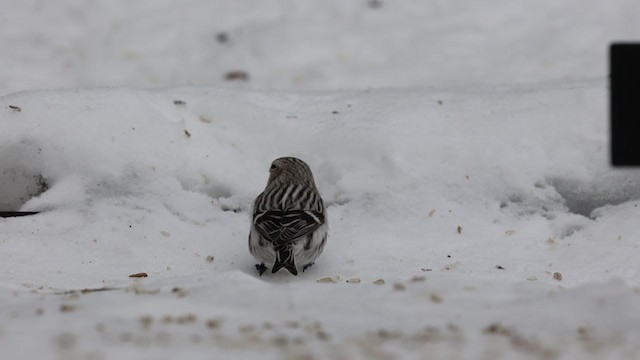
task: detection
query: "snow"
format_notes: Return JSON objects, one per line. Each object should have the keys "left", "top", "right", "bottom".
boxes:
{"left": 1, "top": 1, "right": 640, "bottom": 359}
{"left": 2, "top": 0, "right": 640, "bottom": 95}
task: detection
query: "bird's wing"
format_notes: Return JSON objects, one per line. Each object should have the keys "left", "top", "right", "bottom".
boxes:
{"left": 254, "top": 209, "right": 324, "bottom": 247}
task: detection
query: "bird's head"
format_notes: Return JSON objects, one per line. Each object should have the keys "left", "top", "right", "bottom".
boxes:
{"left": 267, "top": 157, "right": 316, "bottom": 187}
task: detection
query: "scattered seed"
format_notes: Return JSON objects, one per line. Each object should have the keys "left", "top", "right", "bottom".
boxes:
{"left": 430, "top": 293, "right": 443, "bottom": 303}
{"left": 173, "top": 100, "right": 186, "bottom": 106}
{"left": 373, "top": 279, "right": 385, "bottom": 285}
{"left": 457, "top": 226, "right": 463, "bottom": 234}
{"left": 421, "top": 268, "right": 433, "bottom": 272}
{"left": 8, "top": 105, "right": 21, "bottom": 112}
{"left": 526, "top": 275, "right": 538, "bottom": 281}
{"left": 172, "top": 287, "right": 187, "bottom": 297}
{"left": 176, "top": 314, "right": 197, "bottom": 324}
{"left": 59, "top": 304, "right": 77, "bottom": 313}
{"left": 206, "top": 255, "right": 214, "bottom": 263}
{"left": 316, "top": 276, "right": 339, "bottom": 283}
{"left": 411, "top": 276, "right": 426, "bottom": 282}
{"left": 505, "top": 230, "right": 516, "bottom": 236}
{"left": 484, "top": 323, "right": 508, "bottom": 335}
{"left": 129, "top": 272, "right": 148, "bottom": 278}
{"left": 428, "top": 209, "right": 436, "bottom": 217}
{"left": 495, "top": 265, "right": 505, "bottom": 270}
{"left": 346, "top": 278, "right": 361, "bottom": 284}
{"left": 161, "top": 315, "right": 174, "bottom": 324}
{"left": 224, "top": 70, "right": 249, "bottom": 81}
{"left": 553, "top": 272, "right": 563, "bottom": 281}
{"left": 437, "top": 100, "right": 443, "bottom": 105}
{"left": 35, "top": 308, "right": 45, "bottom": 316}
{"left": 184, "top": 129, "right": 191, "bottom": 138}
{"left": 206, "top": 318, "right": 222, "bottom": 329}
{"left": 393, "top": 283, "right": 406, "bottom": 291}
{"left": 160, "top": 231, "right": 170, "bottom": 237}
{"left": 199, "top": 115, "right": 212, "bottom": 123}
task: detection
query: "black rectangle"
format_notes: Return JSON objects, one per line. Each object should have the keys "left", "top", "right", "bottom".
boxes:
{"left": 611, "top": 43, "right": 640, "bottom": 166}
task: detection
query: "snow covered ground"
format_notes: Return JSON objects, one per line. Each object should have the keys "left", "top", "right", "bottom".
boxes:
{"left": 2, "top": 1, "right": 640, "bottom": 359}
{"left": 2, "top": 0, "right": 640, "bottom": 95}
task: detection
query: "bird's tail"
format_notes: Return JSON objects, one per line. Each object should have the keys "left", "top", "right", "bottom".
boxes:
{"left": 272, "top": 246, "right": 298, "bottom": 275}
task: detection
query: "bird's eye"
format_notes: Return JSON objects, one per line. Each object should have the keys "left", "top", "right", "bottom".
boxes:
{"left": 270, "top": 164, "right": 277, "bottom": 170}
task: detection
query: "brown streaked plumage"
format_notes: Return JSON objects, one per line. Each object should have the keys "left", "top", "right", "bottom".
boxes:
{"left": 249, "top": 157, "right": 328, "bottom": 275}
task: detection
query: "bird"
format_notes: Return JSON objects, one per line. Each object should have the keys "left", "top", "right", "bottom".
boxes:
{"left": 249, "top": 157, "right": 328, "bottom": 275}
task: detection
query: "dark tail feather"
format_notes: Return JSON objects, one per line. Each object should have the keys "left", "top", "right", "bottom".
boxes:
{"left": 272, "top": 247, "right": 298, "bottom": 275}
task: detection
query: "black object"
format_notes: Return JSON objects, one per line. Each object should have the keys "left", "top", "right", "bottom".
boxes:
{"left": 611, "top": 43, "right": 640, "bottom": 166}
{"left": 255, "top": 263, "right": 267, "bottom": 276}
{"left": 0, "top": 211, "right": 39, "bottom": 218}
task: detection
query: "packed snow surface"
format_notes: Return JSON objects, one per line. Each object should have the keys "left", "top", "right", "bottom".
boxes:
{"left": 2, "top": 1, "right": 640, "bottom": 359}
{"left": 2, "top": 83, "right": 640, "bottom": 359}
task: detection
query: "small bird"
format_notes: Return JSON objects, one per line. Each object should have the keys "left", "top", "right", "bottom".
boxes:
{"left": 249, "top": 157, "right": 328, "bottom": 275}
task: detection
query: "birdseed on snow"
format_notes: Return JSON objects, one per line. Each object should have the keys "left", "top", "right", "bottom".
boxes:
{"left": 129, "top": 272, "right": 148, "bottom": 278}
{"left": 59, "top": 304, "right": 77, "bottom": 313}
{"left": 172, "top": 287, "right": 188, "bottom": 297}
{"left": 316, "top": 276, "right": 340, "bottom": 283}
{"left": 206, "top": 318, "right": 222, "bottom": 329}
{"left": 553, "top": 272, "right": 563, "bottom": 281}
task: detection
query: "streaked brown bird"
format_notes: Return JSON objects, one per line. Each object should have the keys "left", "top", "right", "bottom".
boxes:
{"left": 249, "top": 157, "right": 328, "bottom": 275}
